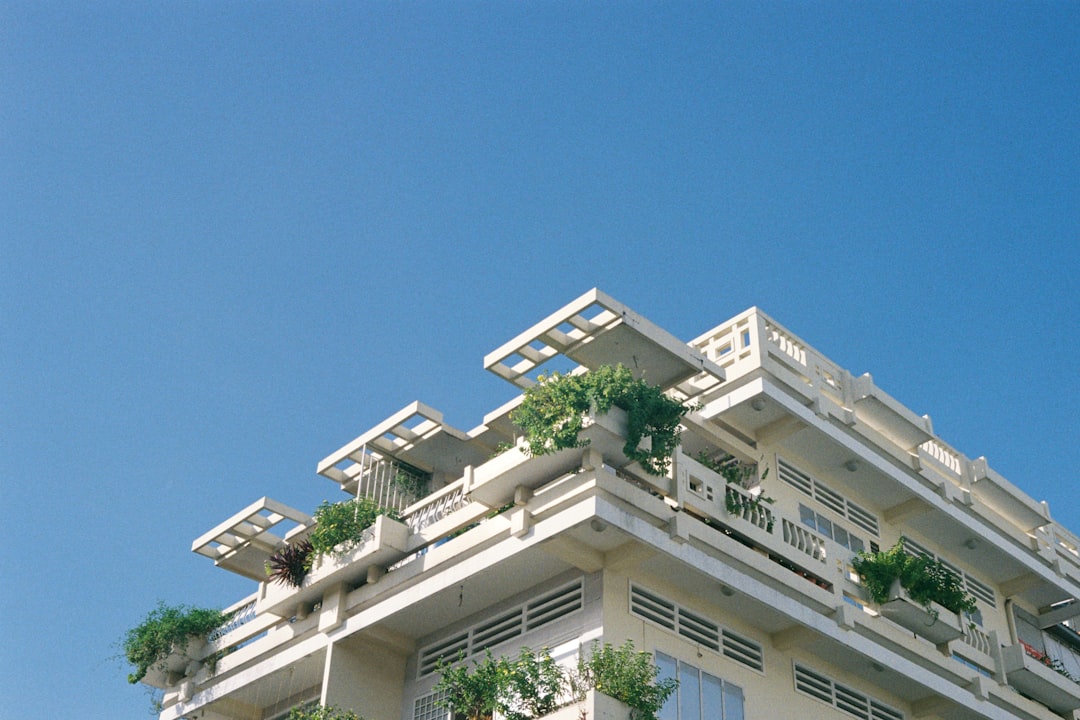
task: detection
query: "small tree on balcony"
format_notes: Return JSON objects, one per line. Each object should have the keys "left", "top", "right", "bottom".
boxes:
{"left": 511, "top": 364, "right": 689, "bottom": 476}
{"left": 570, "top": 640, "right": 677, "bottom": 720}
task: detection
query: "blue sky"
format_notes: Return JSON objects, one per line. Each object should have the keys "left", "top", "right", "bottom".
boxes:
{"left": 2, "top": 2, "right": 1078, "bottom": 717}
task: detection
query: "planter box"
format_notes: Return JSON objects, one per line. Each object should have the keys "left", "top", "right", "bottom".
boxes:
{"left": 140, "top": 636, "right": 206, "bottom": 689}
{"left": 878, "top": 580, "right": 964, "bottom": 644}
{"left": 536, "top": 690, "right": 633, "bottom": 720}
{"left": 257, "top": 515, "right": 410, "bottom": 617}
{"left": 1002, "top": 643, "right": 1080, "bottom": 714}
{"left": 467, "top": 407, "right": 636, "bottom": 508}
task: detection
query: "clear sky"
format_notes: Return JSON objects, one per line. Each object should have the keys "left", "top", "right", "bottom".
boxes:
{"left": 2, "top": 2, "right": 1078, "bottom": 718}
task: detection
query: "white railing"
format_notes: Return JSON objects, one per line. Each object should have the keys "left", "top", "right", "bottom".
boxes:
{"left": 401, "top": 479, "right": 468, "bottom": 534}
{"left": 724, "top": 484, "right": 774, "bottom": 532}
{"left": 919, "top": 439, "right": 963, "bottom": 476}
{"left": 781, "top": 518, "right": 828, "bottom": 564}
{"left": 764, "top": 319, "right": 808, "bottom": 369}
{"left": 209, "top": 595, "right": 258, "bottom": 642}
{"left": 351, "top": 450, "right": 432, "bottom": 513}
{"left": 961, "top": 625, "right": 994, "bottom": 657}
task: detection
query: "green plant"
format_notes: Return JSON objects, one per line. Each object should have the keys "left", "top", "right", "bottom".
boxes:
{"left": 122, "top": 602, "right": 229, "bottom": 684}
{"left": 570, "top": 641, "right": 677, "bottom": 720}
{"left": 308, "top": 497, "right": 399, "bottom": 558}
{"left": 502, "top": 647, "right": 567, "bottom": 720}
{"left": 392, "top": 463, "right": 431, "bottom": 501}
{"left": 434, "top": 650, "right": 509, "bottom": 720}
{"left": 852, "top": 539, "right": 977, "bottom": 616}
{"left": 266, "top": 540, "right": 314, "bottom": 588}
{"left": 511, "top": 364, "right": 689, "bottom": 476}
{"left": 287, "top": 705, "right": 364, "bottom": 720}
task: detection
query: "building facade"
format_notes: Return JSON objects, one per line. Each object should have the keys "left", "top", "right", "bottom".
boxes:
{"left": 156, "top": 289, "right": 1079, "bottom": 720}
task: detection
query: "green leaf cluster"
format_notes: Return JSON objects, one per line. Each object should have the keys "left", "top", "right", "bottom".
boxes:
{"left": 511, "top": 365, "right": 689, "bottom": 476}
{"left": 308, "top": 497, "right": 399, "bottom": 558}
{"left": 571, "top": 641, "right": 677, "bottom": 720}
{"left": 266, "top": 539, "right": 315, "bottom": 588}
{"left": 852, "top": 539, "right": 977, "bottom": 616}
{"left": 287, "top": 704, "right": 364, "bottom": 720}
{"left": 392, "top": 464, "right": 431, "bottom": 501}
{"left": 122, "top": 602, "right": 228, "bottom": 684}
{"left": 434, "top": 642, "right": 676, "bottom": 720}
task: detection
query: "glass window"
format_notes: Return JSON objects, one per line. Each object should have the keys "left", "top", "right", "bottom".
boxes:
{"left": 656, "top": 652, "right": 743, "bottom": 720}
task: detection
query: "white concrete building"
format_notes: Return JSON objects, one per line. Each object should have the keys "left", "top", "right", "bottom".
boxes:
{"left": 156, "top": 289, "right": 1080, "bottom": 720}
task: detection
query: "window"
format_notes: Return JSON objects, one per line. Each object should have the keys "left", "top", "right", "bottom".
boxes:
{"left": 778, "top": 459, "right": 879, "bottom": 536}
{"left": 793, "top": 663, "right": 902, "bottom": 720}
{"left": 630, "top": 584, "right": 764, "bottom": 672}
{"left": 657, "top": 653, "right": 744, "bottom": 720}
{"left": 799, "top": 504, "right": 866, "bottom": 553}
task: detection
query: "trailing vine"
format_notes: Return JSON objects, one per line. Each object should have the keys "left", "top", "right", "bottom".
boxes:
{"left": 121, "top": 602, "right": 229, "bottom": 684}
{"left": 510, "top": 364, "right": 689, "bottom": 476}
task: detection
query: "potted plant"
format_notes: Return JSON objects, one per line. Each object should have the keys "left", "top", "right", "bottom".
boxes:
{"left": 122, "top": 602, "right": 229, "bottom": 686}
{"left": 511, "top": 364, "right": 690, "bottom": 476}
{"left": 852, "top": 539, "right": 976, "bottom": 644}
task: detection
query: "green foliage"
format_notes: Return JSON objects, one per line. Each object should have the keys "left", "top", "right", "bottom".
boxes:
{"left": 511, "top": 364, "right": 689, "bottom": 476}
{"left": 266, "top": 540, "right": 314, "bottom": 588}
{"left": 571, "top": 641, "right": 677, "bottom": 720}
{"left": 392, "top": 463, "right": 431, "bottom": 501}
{"left": 287, "top": 705, "right": 364, "bottom": 720}
{"left": 308, "top": 497, "right": 399, "bottom": 558}
{"left": 435, "top": 650, "right": 508, "bottom": 720}
{"left": 852, "top": 539, "right": 977, "bottom": 616}
{"left": 502, "top": 647, "right": 567, "bottom": 720}
{"left": 434, "top": 642, "right": 674, "bottom": 720}
{"left": 122, "top": 602, "right": 228, "bottom": 684}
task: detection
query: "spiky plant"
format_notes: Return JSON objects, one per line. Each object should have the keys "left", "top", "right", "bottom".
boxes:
{"left": 266, "top": 540, "right": 314, "bottom": 588}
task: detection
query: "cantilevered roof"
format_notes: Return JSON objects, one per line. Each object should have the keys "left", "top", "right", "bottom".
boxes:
{"left": 317, "top": 400, "right": 492, "bottom": 486}
{"left": 483, "top": 288, "right": 726, "bottom": 398}
{"left": 191, "top": 497, "right": 310, "bottom": 581}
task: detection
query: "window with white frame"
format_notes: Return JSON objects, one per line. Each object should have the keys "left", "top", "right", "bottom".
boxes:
{"left": 657, "top": 653, "right": 744, "bottom": 720}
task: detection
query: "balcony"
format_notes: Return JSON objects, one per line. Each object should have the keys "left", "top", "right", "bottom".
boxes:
{"left": 1002, "top": 642, "right": 1080, "bottom": 714}
{"left": 536, "top": 691, "right": 632, "bottom": 720}
{"left": 257, "top": 515, "right": 411, "bottom": 618}
{"left": 877, "top": 581, "right": 965, "bottom": 645}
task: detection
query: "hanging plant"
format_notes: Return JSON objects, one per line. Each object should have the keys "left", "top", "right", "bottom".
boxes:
{"left": 510, "top": 364, "right": 690, "bottom": 475}
{"left": 121, "top": 602, "right": 229, "bottom": 684}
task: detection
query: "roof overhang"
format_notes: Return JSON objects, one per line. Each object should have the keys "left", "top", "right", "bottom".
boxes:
{"left": 191, "top": 497, "right": 310, "bottom": 581}
{"left": 483, "top": 288, "right": 725, "bottom": 398}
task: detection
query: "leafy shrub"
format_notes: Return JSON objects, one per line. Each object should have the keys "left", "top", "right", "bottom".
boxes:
{"left": 434, "top": 650, "right": 509, "bottom": 720}
{"left": 122, "top": 602, "right": 228, "bottom": 683}
{"left": 511, "top": 364, "right": 689, "bottom": 475}
{"left": 308, "top": 497, "right": 399, "bottom": 558}
{"left": 287, "top": 705, "right": 364, "bottom": 720}
{"left": 502, "top": 647, "right": 567, "bottom": 720}
{"left": 570, "top": 641, "right": 677, "bottom": 720}
{"left": 266, "top": 540, "right": 314, "bottom": 588}
{"left": 852, "top": 539, "right": 977, "bottom": 616}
